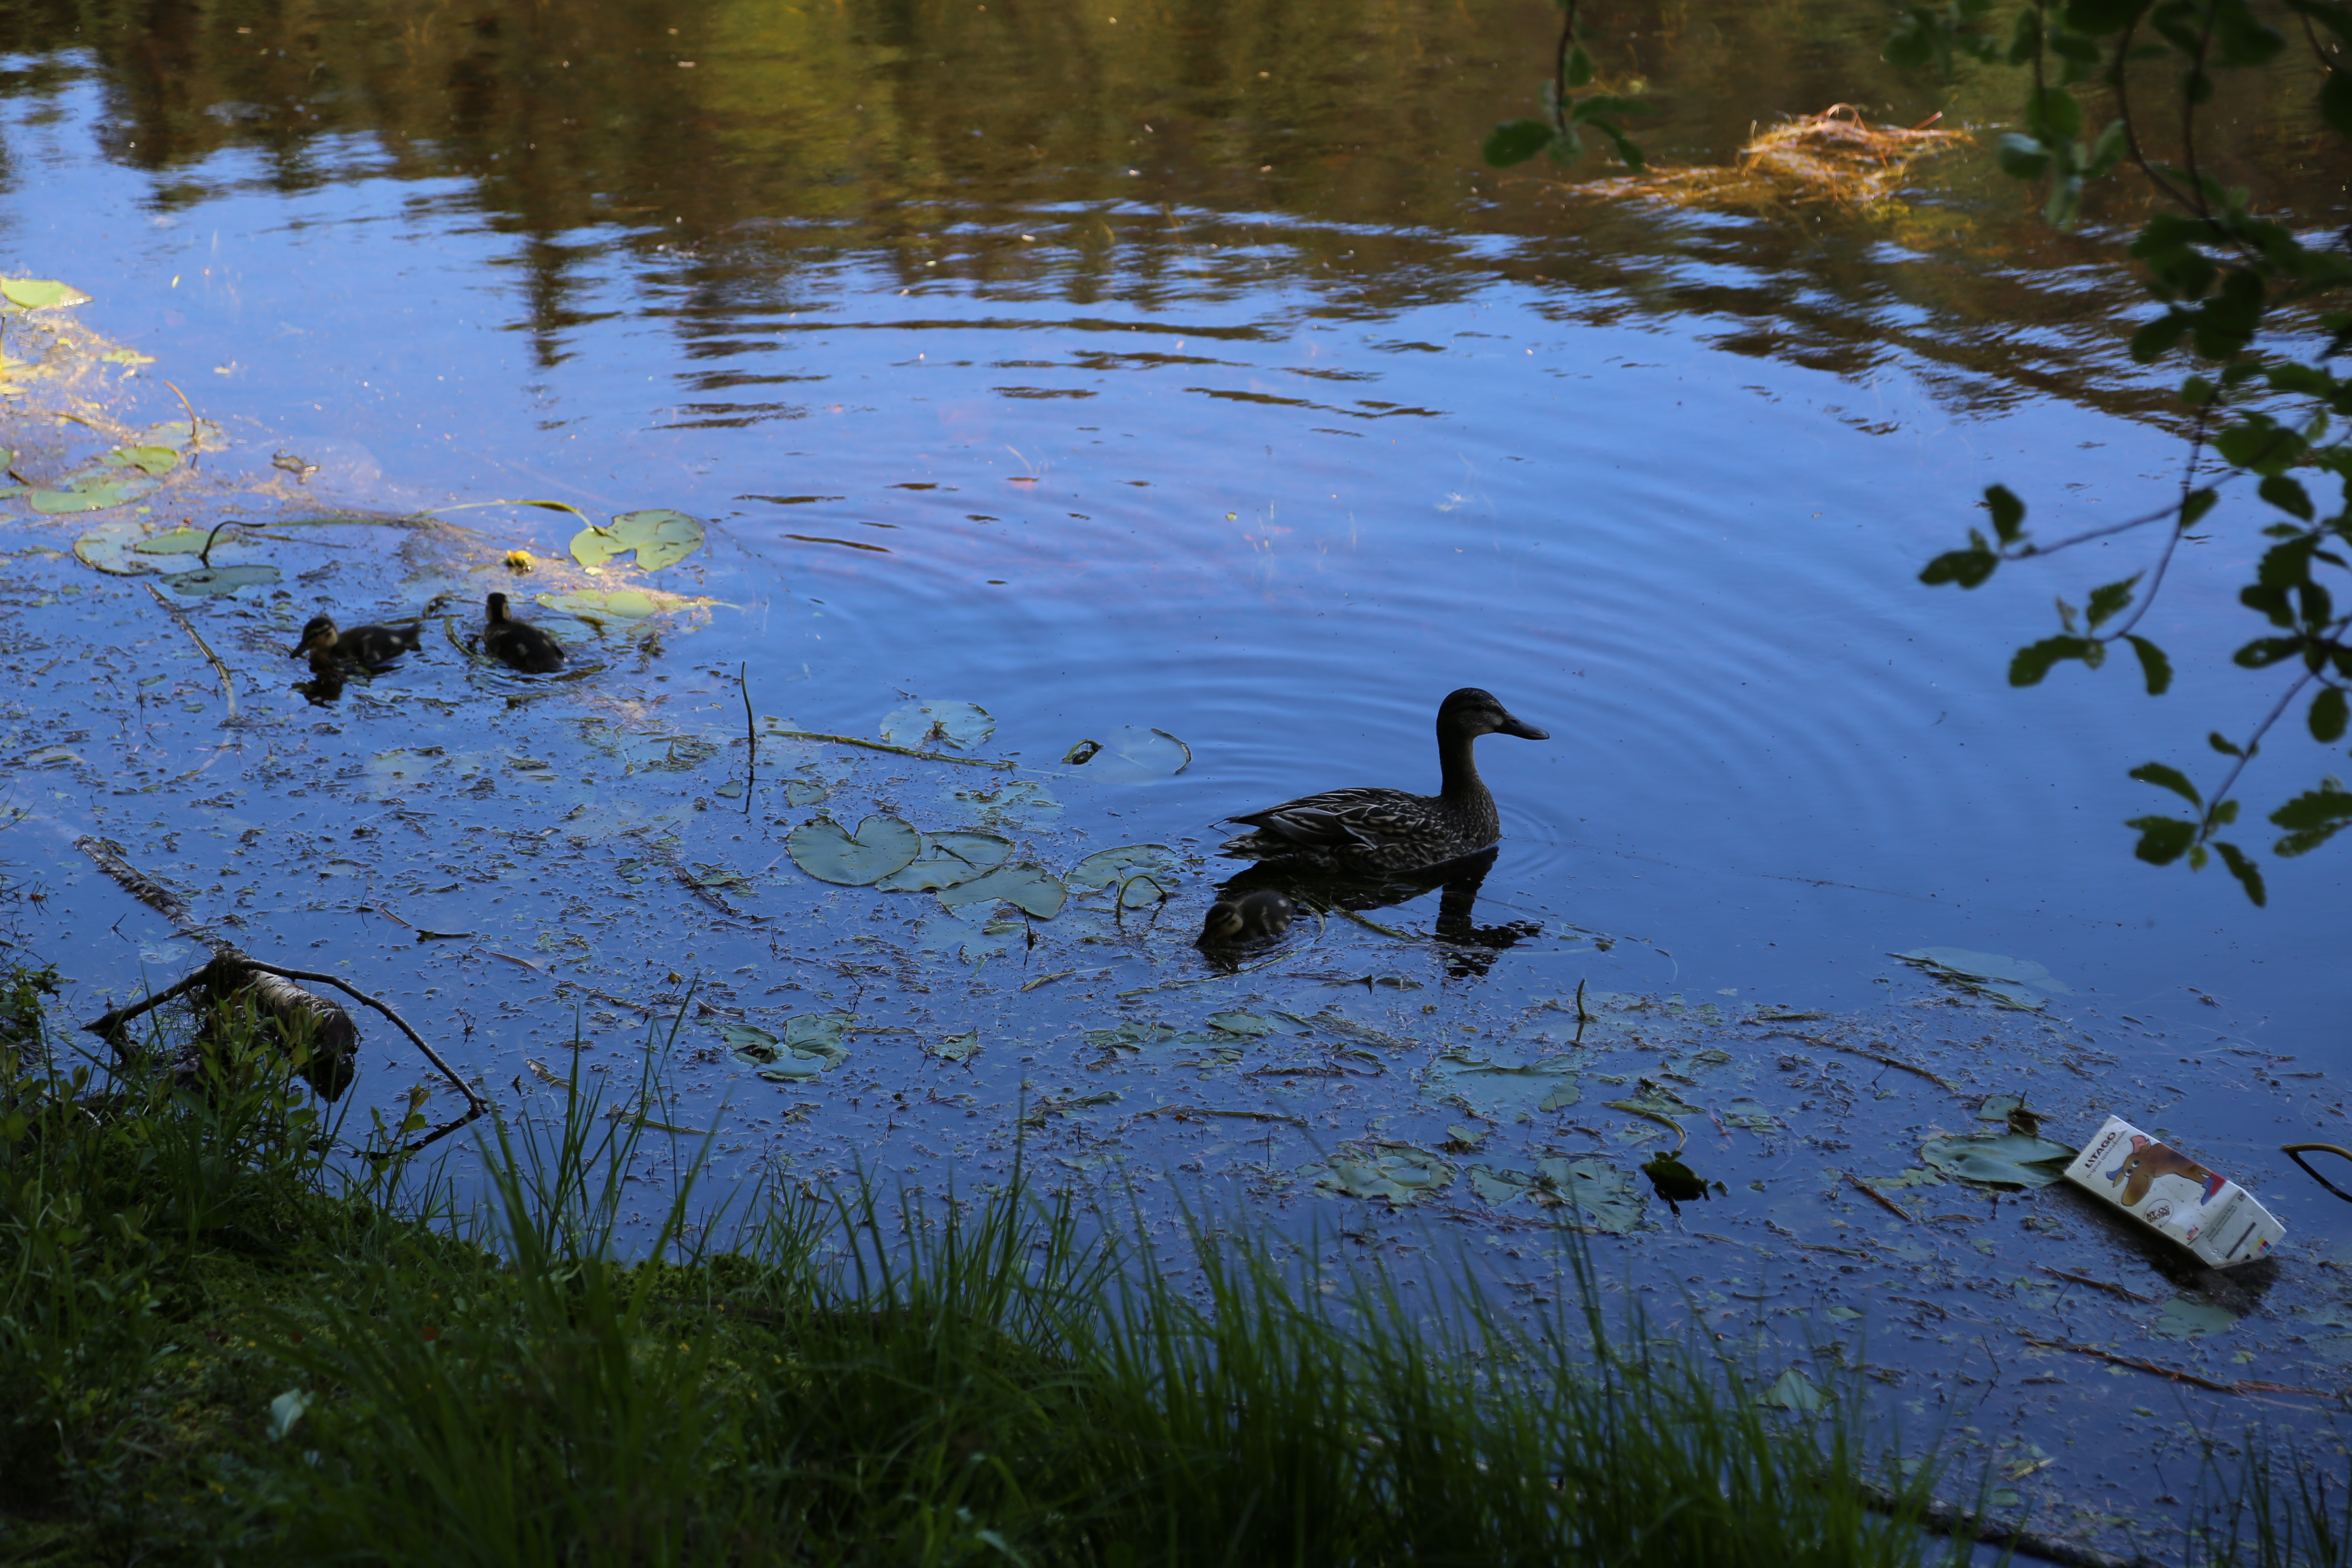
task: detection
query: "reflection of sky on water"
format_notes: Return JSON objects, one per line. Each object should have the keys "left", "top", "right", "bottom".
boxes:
{"left": 2, "top": 18, "right": 2350, "bottom": 1552}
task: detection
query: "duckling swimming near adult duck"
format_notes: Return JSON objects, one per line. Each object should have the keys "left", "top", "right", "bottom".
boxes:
{"left": 483, "top": 591, "right": 565, "bottom": 673}
{"left": 1197, "top": 888, "right": 1296, "bottom": 949}
{"left": 287, "top": 615, "right": 420, "bottom": 669}
{"left": 1219, "top": 687, "right": 1548, "bottom": 875}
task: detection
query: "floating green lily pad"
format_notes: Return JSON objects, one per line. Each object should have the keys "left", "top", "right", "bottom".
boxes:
{"left": 721, "top": 1014, "right": 852, "bottom": 1081}
{"left": 1067, "top": 843, "right": 1177, "bottom": 889}
{"left": 1472, "top": 1156, "right": 1646, "bottom": 1232}
{"left": 570, "top": 508, "right": 704, "bottom": 571}
{"left": 1427, "top": 1052, "right": 1581, "bottom": 1120}
{"left": 1757, "top": 1369, "right": 1826, "bottom": 1412}
{"left": 876, "top": 830, "right": 1012, "bottom": 892}
{"left": 142, "top": 419, "right": 228, "bottom": 452}
{"left": 1067, "top": 725, "right": 1191, "bottom": 782}
{"left": 1, "top": 277, "right": 89, "bottom": 310}
{"left": 879, "top": 699, "right": 994, "bottom": 751}
{"left": 72, "top": 521, "right": 159, "bottom": 576}
{"left": 787, "top": 815, "right": 922, "bottom": 886}
{"left": 163, "top": 563, "right": 279, "bottom": 596}
{"left": 537, "top": 588, "right": 664, "bottom": 621}
{"left": 2150, "top": 1295, "right": 2238, "bottom": 1341}
{"left": 102, "top": 444, "right": 179, "bottom": 477}
{"left": 932, "top": 1031, "right": 980, "bottom": 1063}
{"left": 132, "top": 527, "right": 218, "bottom": 554}
{"left": 1895, "top": 947, "right": 2070, "bottom": 1009}
{"left": 1205, "top": 1011, "right": 1283, "bottom": 1037}
{"left": 1312, "top": 1145, "right": 1452, "bottom": 1204}
{"left": 31, "top": 473, "right": 160, "bottom": 514}
{"left": 1917, "top": 1131, "right": 2078, "bottom": 1190}
{"left": 937, "top": 862, "right": 1066, "bottom": 918}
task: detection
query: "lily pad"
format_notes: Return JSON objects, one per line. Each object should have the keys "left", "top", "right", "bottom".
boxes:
{"left": 132, "top": 527, "right": 220, "bottom": 555}
{"left": 30, "top": 473, "right": 160, "bottom": 514}
{"left": 162, "top": 563, "right": 279, "bottom": 596}
{"left": 1918, "top": 1131, "right": 2079, "bottom": 1190}
{"left": 72, "top": 521, "right": 159, "bottom": 576}
{"left": 876, "top": 830, "right": 1014, "bottom": 892}
{"left": 1470, "top": 1156, "right": 1645, "bottom": 1233}
{"left": 142, "top": 419, "right": 229, "bottom": 452}
{"left": 1756, "top": 1369, "right": 1826, "bottom": 1412}
{"left": 537, "top": 588, "right": 664, "bottom": 621}
{"left": 1066, "top": 724, "right": 1191, "bottom": 783}
{"left": 879, "top": 699, "right": 995, "bottom": 751}
{"left": 720, "top": 1015, "right": 852, "bottom": 1081}
{"left": 1312, "top": 1145, "right": 1453, "bottom": 1204}
{"left": 1895, "top": 947, "right": 2070, "bottom": 1009}
{"left": 1426, "top": 1052, "right": 1581, "bottom": 1120}
{"left": 787, "top": 815, "right": 922, "bottom": 886}
{"left": 1205, "top": 1011, "right": 1283, "bottom": 1037}
{"left": 1067, "top": 843, "right": 1177, "bottom": 889}
{"left": 932, "top": 1031, "right": 981, "bottom": 1063}
{"left": 937, "top": 862, "right": 1067, "bottom": 918}
{"left": 570, "top": 508, "right": 704, "bottom": 572}
{"left": 1, "top": 278, "right": 89, "bottom": 310}
{"left": 2150, "top": 1295, "right": 2238, "bottom": 1341}
{"left": 102, "top": 444, "right": 180, "bottom": 477}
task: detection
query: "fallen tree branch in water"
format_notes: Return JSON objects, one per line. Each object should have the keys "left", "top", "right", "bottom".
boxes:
{"left": 142, "top": 582, "right": 236, "bottom": 718}
{"left": 1758, "top": 1028, "right": 1957, "bottom": 1092}
{"left": 766, "top": 729, "right": 1015, "bottom": 769}
{"left": 2017, "top": 1334, "right": 2330, "bottom": 1397}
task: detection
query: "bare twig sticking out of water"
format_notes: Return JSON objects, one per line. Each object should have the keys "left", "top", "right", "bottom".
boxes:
{"left": 768, "top": 728, "right": 1015, "bottom": 769}
{"left": 739, "top": 662, "right": 756, "bottom": 816}
{"left": 1573, "top": 977, "right": 1590, "bottom": 1045}
{"left": 162, "top": 378, "right": 201, "bottom": 471}
{"left": 237, "top": 959, "right": 487, "bottom": 1155}
{"left": 143, "top": 582, "right": 236, "bottom": 719}
{"left": 197, "top": 520, "right": 236, "bottom": 568}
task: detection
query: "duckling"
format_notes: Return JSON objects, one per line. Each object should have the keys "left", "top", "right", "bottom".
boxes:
{"left": 1219, "top": 687, "right": 1548, "bottom": 875}
{"left": 483, "top": 591, "right": 565, "bottom": 672}
{"left": 287, "top": 614, "right": 420, "bottom": 668}
{"left": 1197, "top": 888, "right": 1296, "bottom": 948}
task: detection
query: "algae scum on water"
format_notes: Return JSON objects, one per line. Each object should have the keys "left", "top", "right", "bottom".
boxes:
{"left": 4, "top": 282, "right": 2352, "bottom": 1563}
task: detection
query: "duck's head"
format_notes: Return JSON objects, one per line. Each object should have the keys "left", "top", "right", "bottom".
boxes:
{"left": 1438, "top": 687, "right": 1548, "bottom": 742}
{"left": 287, "top": 616, "right": 338, "bottom": 657}
{"left": 1198, "top": 888, "right": 1296, "bottom": 947}
{"left": 486, "top": 591, "right": 512, "bottom": 623}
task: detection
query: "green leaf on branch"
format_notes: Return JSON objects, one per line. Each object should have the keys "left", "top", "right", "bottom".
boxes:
{"left": 2129, "top": 761, "right": 2202, "bottom": 807}
{"left": 2312, "top": 686, "right": 2349, "bottom": 743}
{"left": 2027, "top": 84, "right": 2083, "bottom": 141}
{"left": 1563, "top": 44, "right": 1594, "bottom": 86}
{"left": 2258, "top": 474, "right": 2315, "bottom": 521}
{"left": 1986, "top": 484, "right": 2027, "bottom": 543}
{"left": 2010, "top": 636, "right": 2096, "bottom": 686}
{"left": 2086, "top": 574, "right": 2140, "bottom": 628}
{"left": 2125, "top": 634, "right": 2173, "bottom": 694}
{"left": 2233, "top": 635, "right": 2305, "bottom": 668}
{"left": 2127, "top": 814, "right": 2197, "bottom": 864}
{"left": 1997, "top": 133, "right": 2052, "bottom": 180}
{"left": 2209, "top": 731, "right": 2245, "bottom": 757}
{"left": 1484, "top": 119, "right": 1556, "bottom": 167}
{"left": 2131, "top": 311, "right": 2191, "bottom": 362}
{"left": 2213, "top": 841, "right": 2269, "bottom": 905}
{"left": 2272, "top": 781, "right": 2352, "bottom": 856}
{"left": 2180, "top": 487, "right": 2218, "bottom": 527}
{"left": 1921, "top": 545, "right": 1998, "bottom": 587}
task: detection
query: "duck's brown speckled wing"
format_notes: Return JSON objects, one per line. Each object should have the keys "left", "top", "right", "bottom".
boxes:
{"left": 1225, "top": 787, "right": 1436, "bottom": 851}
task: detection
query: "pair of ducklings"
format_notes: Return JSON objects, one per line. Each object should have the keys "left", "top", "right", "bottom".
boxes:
{"left": 288, "top": 592, "right": 565, "bottom": 676}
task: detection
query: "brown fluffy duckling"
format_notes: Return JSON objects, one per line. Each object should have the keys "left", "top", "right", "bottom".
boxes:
{"left": 1197, "top": 888, "right": 1296, "bottom": 948}
{"left": 288, "top": 614, "right": 420, "bottom": 668}
{"left": 483, "top": 592, "right": 564, "bottom": 673}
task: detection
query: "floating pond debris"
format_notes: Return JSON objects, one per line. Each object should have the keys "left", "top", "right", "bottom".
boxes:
{"left": 787, "top": 815, "right": 922, "bottom": 886}
{"left": 1894, "top": 947, "right": 2070, "bottom": 1010}
{"left": 568, "top": 508, "right": 704, "bottom": 571}
{"left": 1599, "top": 105, "right": 1971, "bottom": 212}
{"left": 879, "top": 699, "right": 994, "bottom": 751}
{"left": 1469, "top": 1156, "right": 1645, "bottom": 1233}
{"left": 2064, "top": 1116, "right": 2286, "bottom": 1267}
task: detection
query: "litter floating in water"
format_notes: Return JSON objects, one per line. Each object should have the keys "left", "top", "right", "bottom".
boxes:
{"left": 2064, "top": 1116, "right": 2285, "bottom": 1268}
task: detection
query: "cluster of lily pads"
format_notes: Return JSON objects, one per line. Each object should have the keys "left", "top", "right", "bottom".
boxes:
{"left": 784, "top": 814, "right": 1176, "bottom": 920}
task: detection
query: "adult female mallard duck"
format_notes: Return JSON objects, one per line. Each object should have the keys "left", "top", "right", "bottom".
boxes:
{"left": 483, "top": 592, "right": 565, "bottom": 673}
{"left": 1197, "top": 888, "right": 1296, "bottom": 949}
{"left": 1219, "top": 687, "right": 1548, "bottom": 874}
{"left": 287, "top": 615, "right": 420, "bottom": 668}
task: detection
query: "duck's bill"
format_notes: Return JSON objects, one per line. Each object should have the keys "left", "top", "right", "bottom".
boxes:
{"left": 1498, "top": 714, "right": 1549, "bottom": 740}
{"left": 286, "top": 635, "right": 325, "bottom": 656}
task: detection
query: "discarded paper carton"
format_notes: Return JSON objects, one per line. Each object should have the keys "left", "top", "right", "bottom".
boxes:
{"left": 2063, "top": 1116, "right": 2285, "bottom": 1268}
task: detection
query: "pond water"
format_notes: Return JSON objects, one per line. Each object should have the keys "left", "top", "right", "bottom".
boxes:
{"left": 2, "top": 1, "right": 2349, "bottom": 1555}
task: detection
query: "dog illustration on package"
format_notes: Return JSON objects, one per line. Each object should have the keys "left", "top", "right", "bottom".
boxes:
{"left": 2062, "top": 1115, "right": 2285, "bottom": 1267}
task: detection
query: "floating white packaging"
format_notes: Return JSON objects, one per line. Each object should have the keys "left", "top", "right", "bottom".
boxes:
{"left": 2062, "top": 1115, "right": 2285, "bottom": 1268}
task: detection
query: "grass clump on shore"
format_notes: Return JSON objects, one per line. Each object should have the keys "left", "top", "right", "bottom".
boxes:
{"left": 0, "top": 960, "right": 2316, "bottom": 1567}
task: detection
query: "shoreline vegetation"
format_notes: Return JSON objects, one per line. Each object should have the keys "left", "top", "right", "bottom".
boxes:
{"left": 0, "top": 965, "right": 2340, "bottom": 1568}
